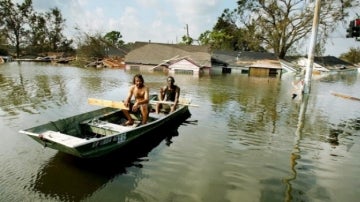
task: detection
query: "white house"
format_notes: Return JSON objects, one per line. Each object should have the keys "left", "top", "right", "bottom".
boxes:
{"left": 168, "top": 58, "right": 204, "bottom": 76}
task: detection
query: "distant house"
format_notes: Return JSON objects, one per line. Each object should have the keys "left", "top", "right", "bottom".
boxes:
{"left": 212, "top": 50, "right": 282, "bottom": 77}
{"left": 284, "top": 56, "right": 358, "bottom": 74}
{"left": 279, "top": 59, "right": 300, "bottom": 73}
{"left": 167, "top": 57, "right": 204, "bottom": 75}
{"left": 124, "top": 42, "right": 211, "bottom": 75}
{"left": 106, "top": 46, "right": 128, "bottom": 58}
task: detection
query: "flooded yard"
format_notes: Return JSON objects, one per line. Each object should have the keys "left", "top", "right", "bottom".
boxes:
{"left": 1, "top": 62, "right": 360, "bottom": 202}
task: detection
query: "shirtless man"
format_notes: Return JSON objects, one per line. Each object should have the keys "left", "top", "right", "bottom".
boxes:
{"left": 122, "top": 74, "right": 149, "bottom": 125}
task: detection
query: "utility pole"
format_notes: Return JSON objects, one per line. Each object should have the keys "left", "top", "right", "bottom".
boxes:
{"left": 303, "top": 0, "right": 321, "bottom": 94}
{"left": 185, "top": 24, "right": 189, "bottom": 38}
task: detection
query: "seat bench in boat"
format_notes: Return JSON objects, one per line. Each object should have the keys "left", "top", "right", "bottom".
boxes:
{"left": 40, "top": 130, "right": 88, "bottom": 147}
{"left": 81, "top": 120, "right": 139, "bottom": 136}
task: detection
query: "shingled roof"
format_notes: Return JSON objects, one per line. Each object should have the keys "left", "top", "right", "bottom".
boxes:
{"left": 284, "top": 56, "right": 358, "bottom": 71}
{"left": 125, "top": 42, "right": 211, "bottom": 67}
{"left": 313, "top": 56, "right": 357, "bottom": 70}
{"left": 212, "top": 50, "right": 280, "bottom": 68}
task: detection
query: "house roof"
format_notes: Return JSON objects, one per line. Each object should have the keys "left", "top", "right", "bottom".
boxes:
{"left": 313, "top": 56, "right": 357, "bottom": 70}
{"left": 212, "top": 50, "right": 281, "bottom": 68}
{"left": 284, "top": 56, "right": 358, "bottom": 71}
{"left": 107, "top": 46, "right": 128, "bottom": 57}
{"left": 168, "top": 58, "right": 202, "bottom": 71}
{"left": 212, "top": 50, "right": 278, "bottom": 66}
{"left": 125, "top": 42, "right": 211, "bottom": 67}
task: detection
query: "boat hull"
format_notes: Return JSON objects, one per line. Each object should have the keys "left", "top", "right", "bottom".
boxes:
{"left": 20, "top": 106, "right": 191, "bottom": 158}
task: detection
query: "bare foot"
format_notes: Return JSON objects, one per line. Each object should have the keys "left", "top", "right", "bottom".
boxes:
{"left": 123, "top": 120, "right": 134, "bottom": 126}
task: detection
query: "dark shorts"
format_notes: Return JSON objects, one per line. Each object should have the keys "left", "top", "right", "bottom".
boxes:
{"left": 128, "top": 102, "right": 151, "bottom": 118}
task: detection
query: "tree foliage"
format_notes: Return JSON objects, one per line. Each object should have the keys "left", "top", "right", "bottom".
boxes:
{"left": 104, "top": 31, "right": 124, "bottom": 47}
{"left": 75, "top": 31, "right": 125, "bottom": 60}
{"left": 0, "top": 35, "right": 8, "bottom": 55}
{"left": 0, "top": 0, "right": 73, "bottom": 57}
{"left": 46, "top": 8, "right": 66, "bottom": 51}
{"left": 179, "top": 35, "right": 193, "bottom": 45}
{"left": 340, "top": 47, "right": 360, "bottom": 64}
{"left": 198, "top": 8, "right": 267, "bottom": 52}
{"left": 237, "top": 0, "right": 358, "bottom": 58}
{"left": 0, "top": 0, "right": 33, "bottom": 57}
{"left": 75, "top": 32, "right": 105, "bottom": 59}
{"left": 200, "top": 0, "right": 358, "bottom": 59}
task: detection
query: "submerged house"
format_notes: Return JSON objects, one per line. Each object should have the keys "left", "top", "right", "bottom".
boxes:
{"left": 124, "top": 42, "right": 211, "bottom": 76}
{"left": 212, "top": 50, "right": 282, "bottom": 77}
{"left": 166, "top": 57, "right": 203, "bottom": 75}
{"left": 284, "top": 56, "right": 358, "bottom": 74}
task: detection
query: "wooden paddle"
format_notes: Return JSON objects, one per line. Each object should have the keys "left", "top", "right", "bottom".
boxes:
{"left": 88, "top": 98, "right": 129, "bottom": 109}
{"left": 88, "top": 98, "right": 199, "bottom": 109}
{"left": 331, "top": 91, "right": 360, "bottom": 102}
{"left": 150, "top": 100, "right": 199, "bottom": 107}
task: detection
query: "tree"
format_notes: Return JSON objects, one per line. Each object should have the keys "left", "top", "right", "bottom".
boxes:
{"left": 0, "top": 35, "right": 9, "bottom": 55}
{"left": 179, "top": 35, "right": 193, "bottom": 45}
{"left": 234, "top": 0, "right": 358, "bottom": 59}
{"left": 340, "top": 47, "right": 360, "bottom": 64}
{"left": 198, "top": 30, "right": 233, "bottom": 50}
{"left": 75, "top": 31, "right": 107, "bottom": 59}
{"left": 27, "top": 12, "right": 48, "bottom": 53}
{"left": 198, "top": 9, "right": 265, "bottom": 52}
{"left": 46, "top": 8, "right": 65, "bottom": 51}
{"left": 104, "top": 31, "right": 124, "bottom": 47}
{"left": 0, "top": 1, "right": 72, "bottom": 57}
{"left": 0, "top": 0, "right": 33, "bottom": 57}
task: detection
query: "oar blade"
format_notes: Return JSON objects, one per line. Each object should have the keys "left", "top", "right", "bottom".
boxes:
{"left": 149, "top": 100, "right": 198, "bottom": 107}
{"left": 88, "top": 98, "right": 129, "bottom": 110}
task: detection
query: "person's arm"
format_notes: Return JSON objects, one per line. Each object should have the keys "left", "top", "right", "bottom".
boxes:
{"left": 174, "top": 86, "right": 180, "bottom": 106}
{"left": 171, "top": 86, "right": 180, "bottom": 112}
{"left": 124, "top": 85, "right": 134, "bottom": 107}
{"left": 158, "top": 86, "right": 165, "bottom": 101}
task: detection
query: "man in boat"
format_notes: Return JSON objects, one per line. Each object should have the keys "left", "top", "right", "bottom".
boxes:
{"left": 123, "top": 74, "right": 149, "bottom": 125}
{"left": 155, "top": 76, "right": 180, "bottom": 114}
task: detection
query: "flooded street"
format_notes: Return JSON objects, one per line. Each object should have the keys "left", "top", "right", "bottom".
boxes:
{"left": 1, "top": 62, "right": 360, "bottom": 202}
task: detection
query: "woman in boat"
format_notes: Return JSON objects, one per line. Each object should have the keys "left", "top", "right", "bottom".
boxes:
{"left": 123, "top": 74, "right": 149, "bottom": 125}
{"left": 155, "top": 76, "right": 180, "bottom": 113}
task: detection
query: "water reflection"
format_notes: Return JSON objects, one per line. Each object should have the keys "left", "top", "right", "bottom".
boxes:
{"left": 283, "top": 92, "right": 360, "bottom": 201}
{"left": 283, "top": 94, "right": 309, "bottom": 202}
{"left": 317, "top": 71, "right": 358, "bottom": 85}
{"left": 328, "top": 117, "right": 360, "bottom": 150}
{"left": 30, "top": 123, "right": 185, "bottom": 202}
{"left": 0, "top": 67, "right": 69, "bottom": 116}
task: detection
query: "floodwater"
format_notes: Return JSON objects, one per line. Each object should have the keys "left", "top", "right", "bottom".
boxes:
{"left": 1, "top": 62, "right": 360, "bottom": 202}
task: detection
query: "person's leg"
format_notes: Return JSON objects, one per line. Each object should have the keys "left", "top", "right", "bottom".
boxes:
{"left": 122, "top": 102, "right": 134, "bottom": 125}
{"left": 140, "top": 105, "right": 149, "bottom": 124}
{"left": 170, "top": 104, "right": 177, "bottom": 113}
{"left": 155, "top": 103, "right": 162, "bottom": 114}
{"left": 122, "top": 109, "right": 134, "bottom": 125}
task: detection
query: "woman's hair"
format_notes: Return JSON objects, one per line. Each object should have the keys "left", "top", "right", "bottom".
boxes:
{"left": 167, "top": 76, "right": 175, "bottom": 83}
{"left": 133, "top": 74, "right": 144, "bottom": 84}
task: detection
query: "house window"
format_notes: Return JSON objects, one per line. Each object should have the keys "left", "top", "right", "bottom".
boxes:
{"left": 174, "top": 69, "right": 193, "bottom": 74}
{"left": 269, "top": 69, "right": 278, "bottom": 76}
{"left": 130, "top": 66, "right": 140, "bottom": 71}
{"left": 241, "top": 69, "right": 249, "bottom": 74}
{"left": 222, "top": 67, "right": 231, "bottom": 73}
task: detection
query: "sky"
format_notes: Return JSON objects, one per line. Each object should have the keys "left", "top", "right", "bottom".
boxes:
{"left": 20, "top": 0, "right": 360, "bottom": 57}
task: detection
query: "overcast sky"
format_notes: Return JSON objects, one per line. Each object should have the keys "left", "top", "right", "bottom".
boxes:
{"left": 24, "top": 0, "right": 360, "bottom": 56}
